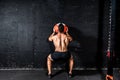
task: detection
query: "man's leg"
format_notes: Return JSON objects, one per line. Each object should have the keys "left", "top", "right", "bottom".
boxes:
{"left": 47, "top": 54, "right": 52, "bottom": 75}
{"left": 69, "top": 55, "right": 74, "bottom": 75}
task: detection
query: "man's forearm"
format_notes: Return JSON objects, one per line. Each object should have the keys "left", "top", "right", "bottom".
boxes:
{"left": 50, "top": 32, "right": 55, "bottom": 37}
{"left": 66, "top": 32, "right": 70, "bottom": 37}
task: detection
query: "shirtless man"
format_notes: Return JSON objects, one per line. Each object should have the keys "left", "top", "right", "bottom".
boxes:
{"left": 47, "top": 23, "right": 74, "bottom": 78}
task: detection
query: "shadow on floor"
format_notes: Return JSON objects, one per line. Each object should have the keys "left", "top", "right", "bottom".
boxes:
{"left": 46, "top": 69, "right": 106, "bottom": 80}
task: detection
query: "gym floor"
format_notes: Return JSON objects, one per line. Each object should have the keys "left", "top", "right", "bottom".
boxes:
{"left": 0, "top": 69, "right": 119, "bottom": 80}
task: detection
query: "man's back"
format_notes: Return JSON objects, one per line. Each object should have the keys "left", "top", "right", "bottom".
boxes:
{"left": 52, "top": 33, "right": 70, "bottom": 52}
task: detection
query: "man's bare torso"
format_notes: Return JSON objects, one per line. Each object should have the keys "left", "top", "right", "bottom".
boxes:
{"left": 50, "top": 33, "right": 71, "bottom": 52}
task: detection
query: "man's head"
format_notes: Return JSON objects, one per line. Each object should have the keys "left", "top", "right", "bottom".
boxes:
{"left": 58, "top": 23, "right": 64, "bottom": 33}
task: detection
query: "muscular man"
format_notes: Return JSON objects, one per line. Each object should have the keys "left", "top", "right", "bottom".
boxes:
{"left": 47, "top": 23, "right": 74, "bottom": 78}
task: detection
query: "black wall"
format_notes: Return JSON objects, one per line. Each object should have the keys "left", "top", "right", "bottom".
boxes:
{"left": 0, "top": 0, "right": 100, "bottom": 68}
{"left": 115, "top": 0, "right": 120, "bottom": 67}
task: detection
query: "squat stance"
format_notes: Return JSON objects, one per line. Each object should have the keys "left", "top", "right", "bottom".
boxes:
{"left": 47, "top": 23, "right": 74, "bottom": 78}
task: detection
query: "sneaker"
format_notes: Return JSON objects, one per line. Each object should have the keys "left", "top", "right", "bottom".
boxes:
{"left": 68, "top": 73, "right": 72, "bottom": 78}
{"left": 48, "top": 74, "right": 52, "bottom": 79}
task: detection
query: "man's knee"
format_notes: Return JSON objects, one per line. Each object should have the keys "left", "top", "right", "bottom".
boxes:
{"left": 70, "top": 55, "right": 73, "bottom": 60}
{"left": 47, "top": 54, "right": 53, "bottom": 61}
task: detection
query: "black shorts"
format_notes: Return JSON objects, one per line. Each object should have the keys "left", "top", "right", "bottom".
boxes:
{"left": 51, "top": 51, "right": 71, "bottom": 61}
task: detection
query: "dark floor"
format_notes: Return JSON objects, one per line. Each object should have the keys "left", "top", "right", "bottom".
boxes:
{"left": 0, "top": 69, "right": 119, "bottom": 80}
{"left": 114, "top": 68, "right": 120, "bottom": 80}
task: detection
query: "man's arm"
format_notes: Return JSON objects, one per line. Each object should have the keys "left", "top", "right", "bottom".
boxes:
{"left": 48, "top": 32, "right": 55, "bottom": 41}
{"left": 66, "top": 32, "right": 72, "bottom": 42}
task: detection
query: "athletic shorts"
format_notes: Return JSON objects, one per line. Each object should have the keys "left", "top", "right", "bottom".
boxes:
{"left": 51, "top": 51, "right": 71, "bottom": 61}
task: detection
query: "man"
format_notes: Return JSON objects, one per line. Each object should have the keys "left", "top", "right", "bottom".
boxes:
{"left": 47, "top": 23, "right": 74, "bottom": 78}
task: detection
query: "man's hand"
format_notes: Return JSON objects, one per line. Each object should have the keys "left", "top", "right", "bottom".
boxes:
{"left": 66, "top": 27, "right": 68, "bottom": 33}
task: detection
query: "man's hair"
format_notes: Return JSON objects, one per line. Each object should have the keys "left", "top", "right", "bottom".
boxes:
{"left": 58, "top": 23, "right": 64, "bottom": 33}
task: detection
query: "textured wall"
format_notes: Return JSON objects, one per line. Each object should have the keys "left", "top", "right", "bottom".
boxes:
{"left": 115, "top": 0, "right": 120, "bottom": 67}
{"left": 0, "top": 0, "right": 100, "bottom": 68}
